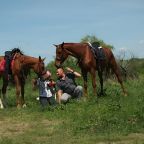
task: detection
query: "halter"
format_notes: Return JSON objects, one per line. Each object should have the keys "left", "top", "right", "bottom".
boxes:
{"left": 56, "top": 45, "right": 66, "bottom": 63}
{"left": 56, "top": 54, "right": 65, "bottom": 62}
{"left": 37, "top": 60, "right": 44, "bottom": 75}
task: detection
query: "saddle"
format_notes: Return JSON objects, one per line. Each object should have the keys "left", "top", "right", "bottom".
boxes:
{"left": 0, "top": 53, "right": 16, "bottom": 73}
{"left": 0, "top": 58, "right": 15, "bottom": 73}
{"left": 88, "top": 43, "right": 105, "bottom": 61}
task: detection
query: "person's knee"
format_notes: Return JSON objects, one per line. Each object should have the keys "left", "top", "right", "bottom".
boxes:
{"left": 77, "top": 86, "right": 83, "bottom": 91}
{"left": 61, "top": 93, "right": 71, "bottom": 103}
{"left": 76, "top": 86, "right": 83, "bottom": 92}
{"left": 74, "top": 86, "right": 83, "bottom": 98}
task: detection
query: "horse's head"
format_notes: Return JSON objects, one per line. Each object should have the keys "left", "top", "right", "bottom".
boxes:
{"left": 54, "top": 42, "right": 68, "bottom": 68}
{"left": 33, "top": 56, "right": 45, "bottom": 76}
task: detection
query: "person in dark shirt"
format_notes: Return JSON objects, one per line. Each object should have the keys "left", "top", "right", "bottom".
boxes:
{"left": 56, "top": 67, "right": 83, "bottom": 104}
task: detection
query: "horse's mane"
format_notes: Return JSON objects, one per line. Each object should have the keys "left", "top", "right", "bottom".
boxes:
{"left": 11, "top": 48, "right": 24, "bottom": 55}
{"left": 11, "top": 48, "right": 31, "bottom": 79}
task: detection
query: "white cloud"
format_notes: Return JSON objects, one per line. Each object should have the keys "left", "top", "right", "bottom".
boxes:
{"left": 139, "top": 40, "right": 144, "bottom": 44}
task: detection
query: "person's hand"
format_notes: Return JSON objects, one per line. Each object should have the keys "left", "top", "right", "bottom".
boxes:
{"left": 66, "top": 67, "right": 73, "bottom": 72}
{"left": 48, "top": 80, "right": 56, "bottom": 87}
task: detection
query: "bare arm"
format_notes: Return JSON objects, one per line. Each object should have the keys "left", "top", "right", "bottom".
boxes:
{"left": 66, "top": 67, "right": 81, "bottom": 78}
{"left": 32, "top": 78, "right": 37, "bottom": 90}
{"left": 56, "top": 90, "right": 63, "bottom": 104}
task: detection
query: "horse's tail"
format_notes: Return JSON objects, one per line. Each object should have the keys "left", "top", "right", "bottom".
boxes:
{"left": 104, "top": 48, "right": 121, "bottom": 78}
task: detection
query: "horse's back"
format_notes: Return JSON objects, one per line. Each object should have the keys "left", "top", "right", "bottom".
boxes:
{"left": 82, "top": 44, "right": 97, "bottom": 69}
{"left": 102, "top": 47, "right": 115, "bottom": 60}
{"left": 102, "top": 47, "right": 119, "bottom": 71}
{"left": 0, "top": 56, "right": 4, "bottom": 61}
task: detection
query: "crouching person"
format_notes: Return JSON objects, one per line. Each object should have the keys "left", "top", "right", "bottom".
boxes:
{"left": 36, "top": 70, "right": 57, "bottom": 107}
{"left": 56, "top": 67, "right": 83, "bottom": 104}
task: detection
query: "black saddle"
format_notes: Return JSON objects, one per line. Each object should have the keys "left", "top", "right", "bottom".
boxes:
{"left": 89, "top": 44, "right": 105, "bottom": 60}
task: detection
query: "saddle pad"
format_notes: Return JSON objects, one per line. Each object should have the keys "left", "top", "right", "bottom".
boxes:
{"left": 88, "top": 44, "right": 105, "bottom": 60}
{"left": 0, "top": 59, "right": 6, "bottom": 72}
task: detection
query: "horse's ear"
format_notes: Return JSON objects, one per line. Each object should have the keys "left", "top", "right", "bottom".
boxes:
{"left": 39, "top": 56, "right": 42, "bottom": 61}
{"left": 62, "top": 42, "right": 64, "bottom": 46}
{"left": 42, "top": 57, "right": 46, "bottom": 61}
{"left": 39, "top": 56, "right": 45, "bottom": 62}
{"left": 53, "top": 44, "right": 58, "bottom": 48}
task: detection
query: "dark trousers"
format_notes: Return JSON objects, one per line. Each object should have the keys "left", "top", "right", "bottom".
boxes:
{"left": 40, "top": 96, "right": 56, "bottom": 107}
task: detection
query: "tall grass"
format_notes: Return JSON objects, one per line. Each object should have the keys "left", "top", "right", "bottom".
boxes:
{"left": 0, "top": 59, "right": 144, "bottom": 143}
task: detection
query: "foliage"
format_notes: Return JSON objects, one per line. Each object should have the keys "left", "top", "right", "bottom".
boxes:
{"left": 116, "top": 58, "right": 144, "bottom": 80}
{"left": 80, "top": 35, "right": 114, "bottom": 49}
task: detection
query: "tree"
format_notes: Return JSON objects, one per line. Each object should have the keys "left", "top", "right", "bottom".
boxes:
{"left": 80, "top": 35, "right": 114, "bottom": 49}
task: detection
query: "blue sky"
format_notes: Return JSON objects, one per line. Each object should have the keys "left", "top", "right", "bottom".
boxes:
{"left": 0, "top": 0, "right": 144, "bottom": 64}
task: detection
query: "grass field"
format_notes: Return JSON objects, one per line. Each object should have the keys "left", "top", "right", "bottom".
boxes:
{"left": 1, "top": 71, "right": 144, "bottom": 144}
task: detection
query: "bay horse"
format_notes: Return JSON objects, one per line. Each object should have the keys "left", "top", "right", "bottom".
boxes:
{"left": 0, "top": 52, "right": 45, "bottom": 108}
{"left": 54, "top": 42, "right": 127, "bottom": 99}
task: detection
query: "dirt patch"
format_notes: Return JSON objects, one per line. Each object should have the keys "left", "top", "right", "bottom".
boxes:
{"left": 97, "top": 133, "right": 144, "bottom": 144}
{"left": 40, "top": 119, "right": 60, "bottom": 127}
{"left": 0, "top": 119, "right": 30, "bottom": 137}
{"left": 0, "top": 118, "right": 61, "bottom": 138}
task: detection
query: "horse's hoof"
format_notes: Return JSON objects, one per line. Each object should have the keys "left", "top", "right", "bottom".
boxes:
{"left": 0, "top": 99, "right": 4, "bottom": 109}
{"left": 36, "top": 97, "right": 39, "bottom": 101}
{"left": 0, "top": 105, "right": 4, "bottom": 109}
{"left": 22, "top": 104, "right": 27, "bottom": 108}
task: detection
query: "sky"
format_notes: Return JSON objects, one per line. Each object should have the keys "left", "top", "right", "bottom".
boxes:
{"left": 0, "top": 0, "right": 144, "bottom": 64}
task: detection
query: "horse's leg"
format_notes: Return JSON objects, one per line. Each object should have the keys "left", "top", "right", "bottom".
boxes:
{"left": 14, "top": 75, "right": 22, "bottom": 108}
{"left": 110, "top": 59, "right": 127, "bottom": 96}
{"left": 0, "top": 89, "right": 4, "bottom": 109}
{"left": 98, "top": 68, "right": 104, "bottom": 96}
{"left": 90, "top": 68, "right": 97, "bottom": 99}
{"left": 1, "top": 76, "right": 9, "bottom": 108}
{"left": 98, "top": 60, "right": 105, "bottom": 96}
{"left": 0, "top": 75, "right": 3, "bottom": 109}
{"left": 81, "top": 70, "right": 88, "bottom": 97}
{"left": 0, "top": 99, "right": 4, "bottom": 109}
{"left": 21, "top": 79, "right": 26, "bottom": 107}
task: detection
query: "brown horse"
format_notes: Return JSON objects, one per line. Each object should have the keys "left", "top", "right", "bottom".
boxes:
{"left": 0, "top": 52, "right": 45, "bottom": 108}
{"left": 54, "top": 42, "right": 127, "bottom": 99}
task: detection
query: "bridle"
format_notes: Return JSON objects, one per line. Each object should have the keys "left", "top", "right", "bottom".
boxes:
{"left": 56, "top": 46, "right": 66, "bottom": 64}
{"left": 37, "top": 60, "right": 45, "bottom": 76}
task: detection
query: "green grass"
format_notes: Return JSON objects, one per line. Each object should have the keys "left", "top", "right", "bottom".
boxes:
{"left": 1, "top": 71, "right": 144, "bottom": 143}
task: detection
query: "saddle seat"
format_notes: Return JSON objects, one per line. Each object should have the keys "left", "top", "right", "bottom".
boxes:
{"left": 87, "top": 42, "right": 106, "bottom": 61}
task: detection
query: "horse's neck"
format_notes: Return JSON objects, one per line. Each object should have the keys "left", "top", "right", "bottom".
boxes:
{"left": 64, "top": 43, "right": 86, "bottom": 58}
{"left": 22, "top": 56, "right": 37, "bottom": 68}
